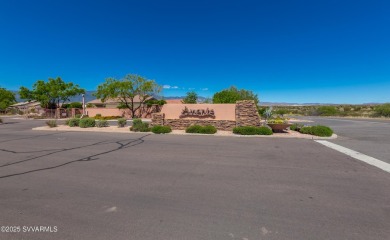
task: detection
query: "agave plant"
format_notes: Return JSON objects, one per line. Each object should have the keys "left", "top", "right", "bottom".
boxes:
{"left": 263, "top": 107, "right": 273, "bottom": 123}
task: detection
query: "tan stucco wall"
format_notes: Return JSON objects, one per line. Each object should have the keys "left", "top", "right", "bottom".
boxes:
{"left": 86, "top": 106, "right": 158, "bottom": 119}
{"left": 86, "top": 108, "right": 129, "bottom": 118}
{"left": 160, "top": 104, "right": 236, "bottom": 121}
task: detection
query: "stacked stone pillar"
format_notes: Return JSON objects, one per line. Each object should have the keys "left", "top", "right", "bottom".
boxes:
{"left": 150, "top": 113, "right": 164, "bottom": 127}
{"left": 235, "top": 100, "right": 261, "bottom": 127}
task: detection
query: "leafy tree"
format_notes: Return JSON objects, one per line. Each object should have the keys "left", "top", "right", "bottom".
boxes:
{"left": 94, "top": 74, "right": 161, "bottom": 118}
{"left": 182, "top": 91, "right": 198, "bottom": 104}
{"left": 62, "top": 102, "right": 83, "bottom": 109}
{"left": 19, "top": 77, "right": 85, "bottom": 109}
{"left": 0, "top": 87, "right": 16, "bottom": 110}
{"left": 145, "top": 99, "right": 166, "bottom": 107}
{"left": 212, "top": 86, "right": 259, "bottom": 104}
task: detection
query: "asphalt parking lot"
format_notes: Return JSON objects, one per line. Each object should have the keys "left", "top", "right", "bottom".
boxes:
{"left": 0, "top": 117, "right": 389, "bottom": 240}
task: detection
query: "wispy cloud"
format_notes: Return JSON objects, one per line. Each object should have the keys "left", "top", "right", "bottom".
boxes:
{"left": 201, "top": 88, "right": 209, "bottom": 91}
{"left": 163, "top": 85, "right": 179, "bottom": 89}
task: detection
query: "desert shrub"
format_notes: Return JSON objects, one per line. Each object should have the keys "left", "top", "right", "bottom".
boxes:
{"left": 96, "top": 120, "right": 109, "bottom": 128}
{"left": 317, "top": 106, "right": 339, "bottom": 116}
{"left": 117, "top": 118, "right": 127, "bottom": 128}
{"left": 257, "top": 107, "right": 267, "bottom": 116}
{"left": 300, "top": 125, "right": 333, "bottom": 137}
{"left": 67, "top": 118, "right": 80, "bottom": 127}
{"left": 374, "top": 103, "right": 390, "bottom": 117}
{"left": 233, "top": 126, "right": 273, "bottom": 135}
{"left": 151, "top": 125, "right": 172, "bottom": 134}
{"left": 94, "top": 113, "right": 102, "bottom": 119}
{"left": 46, "top": 120, "right": 57, "bottom": 128}
{"left": 274, "top": 109, "right": 289, "bottom": 116}
{"left": 290, "top": 123, "right": 304, "bottom": 131}
{"left": 130, "top": 119, "right": 150, "bottom": 132}
{"left": 97, "top": 116, "right": 122, "bottom": 120}
{"left": 199, "top": 125, "right": 217, "bottom": 134}
{"left": 79, "top": 118, "right": 96, "bottom": 128}
{"left": 185, "top": 125, "right": 217, "bottom": 134}
{"left": 185, "top": 125, "right": 202, "bottom": 133}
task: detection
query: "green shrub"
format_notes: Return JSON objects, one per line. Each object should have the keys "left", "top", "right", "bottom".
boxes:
{"left": 374, "top": 103, "right": 390, "bottom": 117}
{"left": 257, "top": 126, "right": 273, "bottom": 135}
{"left": 290, "top": 123, "right": 304, "bottom": 131}
{"left": 130, "top": 119, "right": 150, "bottom": 132}
{"left": 117, "top": 118, "right": 127, "bottom": 128}
{"left": 185, "top": 125, "right": 202, "bottom": 133}
{"left": 300, "top": 125, "right": 333, "bottom": 137}
{"left": 185, "top": 125, "right": 217, "bottom": 134}
{"left": 317, "top": 106, "right": 339, "bottom": 116}
{"left": 96, "top": 120, "right": 109, "bottom": 128}
{"left": 67, "top": 118, "right": 80, "bottom": 127}
{"left": 75, "top": 114, "right": 82, "bottom": 118}
{"left": 95, "top": 116, "right": 122, "bottom": 120}
{"left": 79, "top": 118, "right": 96, "bottom": 128}
{"left": 151, "top": 125, "right": 172, "bottom": 134}
{"left": 46, "top": 120, "right": 57, "bottom": 128}
{"left": 233, "top": 126, "right": 273, "bottom": 135}
{"left": 95, "top": 113, "right": 102, "bottom": 119}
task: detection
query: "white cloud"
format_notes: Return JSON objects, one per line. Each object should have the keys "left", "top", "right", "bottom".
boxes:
{"left": 201, "top": 88, "right": 209, "bottom": 91}
{"left": 163, "top": 85, "right": 179, "bottom": 89}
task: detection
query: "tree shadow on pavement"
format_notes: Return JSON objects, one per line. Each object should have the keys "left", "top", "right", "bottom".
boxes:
{"left": 0, "top": 134, "right": 150, "bottom": 179}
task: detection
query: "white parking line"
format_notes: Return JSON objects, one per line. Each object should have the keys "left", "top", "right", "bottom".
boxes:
{"left": 315, "top": 140, "right": 390, "bottom": 173}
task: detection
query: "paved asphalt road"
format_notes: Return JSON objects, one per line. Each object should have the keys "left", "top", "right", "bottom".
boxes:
{"left": 0, "top": 117, "right": 389, "bottom": 240}
{"left": 295, "top": 117, "right": 390, "bottom": 163}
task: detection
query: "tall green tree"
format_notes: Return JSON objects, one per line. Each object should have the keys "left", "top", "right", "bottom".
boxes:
{"left": 212, "top": 86, "right": 259, "bottom": 104}
{"left": 94, "top": 74, "right": 161, "bottom": 118}
{"left": 182, "top": 91, "right": 198, "bottom": 104}
{"left": 0, "top": 87, "right": 16, "bottom": 110}
{"left": 19, "top": 77, "right": 85, "bottom": 109}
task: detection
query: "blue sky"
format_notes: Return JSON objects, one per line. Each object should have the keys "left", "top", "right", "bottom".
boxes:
{"left": 0, "top": 0, "right": 389, "bottom": 103}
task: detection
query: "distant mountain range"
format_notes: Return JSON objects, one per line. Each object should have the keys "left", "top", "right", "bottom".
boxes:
{"left": 12, "top": 91, "right": 381, "bottom": 106}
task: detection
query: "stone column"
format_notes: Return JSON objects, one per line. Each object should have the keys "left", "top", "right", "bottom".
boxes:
{"left": 150, "top": 113, "right": 165, "bottom": 127}
{"left": 235, "top": 100, "right": 261, "bottom": 127}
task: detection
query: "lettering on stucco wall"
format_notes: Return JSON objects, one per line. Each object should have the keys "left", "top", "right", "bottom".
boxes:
{"left": 180, "top": 106, "right": 215, "bottom": 118}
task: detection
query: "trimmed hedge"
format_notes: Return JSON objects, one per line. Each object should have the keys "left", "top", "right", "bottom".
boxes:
{"left": 96, "top": 120, "right": 109, "bottom": 128}
{"left": 185, "top": 125, "right": 217, "bottom": 134}
{"left": 130, "top": 118, "right": 150, "bottom": 132}
{"left": 117, "top": 118, "right": 127, "bottom": 128}
{"left": 299, "top": 125, "right": 333, "bottom": 137}
{"left": 67, "top": 118, "right": 80, "bottom": 127}
{"left": 151, "top": 125, "right": 172, "bottom": 134}
{"left": 290, "top": 123, "right": 304, "bottom": 131}
{"left": 79, "top": 118, "right": 96, "bottom": 128}
{"left": 233, "top": 126, "right": 273, "bottom": 135}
